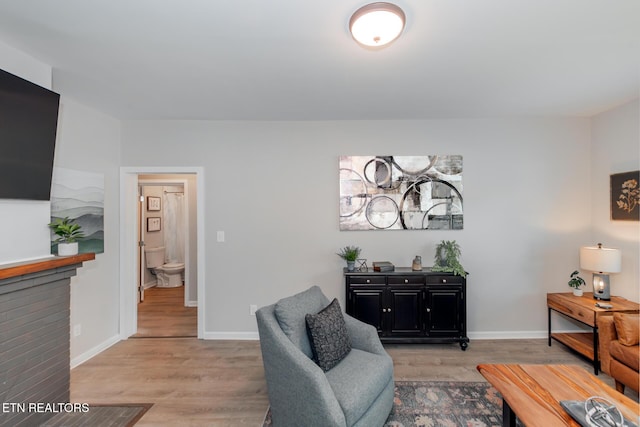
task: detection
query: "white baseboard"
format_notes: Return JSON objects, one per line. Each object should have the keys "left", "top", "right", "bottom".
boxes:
{"left": 468, "top": 330, "right": 548, "bottom": 340}
{"left": 70, "top": 334, "right": 121, "bottom": 368}
{"left": 185, "top": 300, "right": 197, "bottom": 307}
{"left": 200, "top": 330, "right": 557, "bottom": 341}
{"left": 468, "top": 328, "right": 590, "bottom": 340}
{"left": 203, "top": 331, "right": 259, "bottom": 340}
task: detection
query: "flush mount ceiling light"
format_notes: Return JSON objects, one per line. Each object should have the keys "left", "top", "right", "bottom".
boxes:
{"left": 349, "top": 2, "right": 406, "bottom": 48}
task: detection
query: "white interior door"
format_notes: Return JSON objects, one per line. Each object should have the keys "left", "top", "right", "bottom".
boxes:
{"left": 138, "top": 187, "right": 145, "bottom": 303}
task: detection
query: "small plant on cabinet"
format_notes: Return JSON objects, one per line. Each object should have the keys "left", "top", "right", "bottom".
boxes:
{"left": 432, "top": 240, "right": 467, "bottom": 277}
{"left": 337, "top": 245, "right": 361, "bottom": 262}
{"left": 337, "top": 246, "right": 361, "bottom": 271}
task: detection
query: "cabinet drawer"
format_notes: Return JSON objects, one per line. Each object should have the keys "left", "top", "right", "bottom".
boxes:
{"left": 548, "top": 298, "right": 595, "bottom": 326}
{"left": 349, "top": 276, "right": 386, "bottom": 285}
{"left": 389, "top": 276, "right": 425, "bottom": 286}
{"left": 426, "top": 276, "right": 463, "bottom": 285}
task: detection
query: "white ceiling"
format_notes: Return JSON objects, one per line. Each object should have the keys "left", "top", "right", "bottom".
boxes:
{"left": 0, "top": 0, "right": 638, "bottom": 120}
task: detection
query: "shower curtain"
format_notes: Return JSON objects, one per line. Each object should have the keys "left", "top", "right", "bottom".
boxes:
{"left": 163, "top": 186, "right": 185, "bottom": 263}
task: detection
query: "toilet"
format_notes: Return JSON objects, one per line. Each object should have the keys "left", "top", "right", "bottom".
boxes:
{"left": 145, "top": 246, "right": 185, "bottom": 288}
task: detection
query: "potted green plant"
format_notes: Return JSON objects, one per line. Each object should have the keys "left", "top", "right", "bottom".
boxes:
{"left": 568, "top": 270, "right": 585, "bottom": 296}
{"left": 432, "top": 240, "right": 467, "bottom": 277}
{"left": 337, "top": 245, "right": 361, "bottom": 272}
{"left": 48, "top": 217, "right": 84, "bottom": 256}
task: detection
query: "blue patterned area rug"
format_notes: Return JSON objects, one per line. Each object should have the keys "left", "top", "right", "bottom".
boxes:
{"left": 388, "top": 381, "right": 503, "bottom": 426}
{"left": 263, "top": 381, "right": 504, "bottom": 427}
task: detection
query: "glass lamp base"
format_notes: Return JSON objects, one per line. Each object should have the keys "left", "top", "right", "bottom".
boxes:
{"left": 592, "top": 273, "right": 611, "bottom": 300}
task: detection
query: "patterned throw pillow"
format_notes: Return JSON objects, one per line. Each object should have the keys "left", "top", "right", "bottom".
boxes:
{"left": 305, "top": 298, "right": 352, "bottom": 372}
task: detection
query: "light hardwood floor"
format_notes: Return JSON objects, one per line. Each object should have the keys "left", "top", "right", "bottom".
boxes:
{"left": 134, "top": 285, "right": 197, "bottom": 338}
{"left": 71, "top": 291, "right": 638, "bottom": 426}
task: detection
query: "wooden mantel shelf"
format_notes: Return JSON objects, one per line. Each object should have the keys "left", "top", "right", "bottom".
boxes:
{"left": 0, "top": 252, "right": 95, "bottom": 281}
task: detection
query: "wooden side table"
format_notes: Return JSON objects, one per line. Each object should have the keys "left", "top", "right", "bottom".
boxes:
{"left": 547, "top": 292, "right": 639, "bottom": 375}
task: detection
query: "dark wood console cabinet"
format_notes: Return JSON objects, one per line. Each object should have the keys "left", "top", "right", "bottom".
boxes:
{"left": 345, "top": 268, "right": 469, "bottom": 350}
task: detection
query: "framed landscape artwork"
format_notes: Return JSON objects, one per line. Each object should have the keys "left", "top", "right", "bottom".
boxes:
{"left": 50, "top": 167, "right": 105, "bottom": 254}
{"left": 611, "top": 170, "right": 639, "bottom": 221}
{"left": 339, "top": 155, "right": 463, "bottom": 230}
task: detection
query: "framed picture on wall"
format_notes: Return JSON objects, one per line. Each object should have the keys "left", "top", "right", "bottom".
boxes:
{"left": 339, "top": 155, "right": 463, "bottom": 230}
{"left": 147, "top": 196, "right": 161, "bottom": 211}
{"left": 611, "top": 170, "right": 639, "bottom": 221}
{"left": 147, "top": 217, "right": 161, "bottom": 232}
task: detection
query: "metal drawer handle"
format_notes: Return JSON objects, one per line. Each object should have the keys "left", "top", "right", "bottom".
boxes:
{"left": 404, "top": 279, "right": 409, "bottom": 284}
{"left": 442, "top": 279, "right": 447, "bottom": 283}
{"left": 366, "top": 279, "right": 370, "bottom": 283}
{"left": 426, "top": 308, "right": 431, "bottom": 312}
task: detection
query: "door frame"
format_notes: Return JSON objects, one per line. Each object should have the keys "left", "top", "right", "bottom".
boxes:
{"left": 120, "top": 166, "right": 206, "bottom": 339}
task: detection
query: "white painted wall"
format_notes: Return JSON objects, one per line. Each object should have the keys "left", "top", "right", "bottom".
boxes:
{"left": 121, "top": 118, "right": 594, "bottom": 338}
{"left": 54, "top": 98, "right": 122, "bottom": 365}
{"left": 590, "top": 100, "right": 639, "bottom": 302}
{"left": 1, "top": 41, "right": 123, "bottom": 364}
{"left": 2, "top": 39, "right": 637, "bottom": 365}
{"left": 0, "top": 41, "right": 54, "bottom": 263}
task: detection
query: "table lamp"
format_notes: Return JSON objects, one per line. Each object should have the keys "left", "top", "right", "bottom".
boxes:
{"left": 579, "top": 243, "right": 621, "bottom": 301}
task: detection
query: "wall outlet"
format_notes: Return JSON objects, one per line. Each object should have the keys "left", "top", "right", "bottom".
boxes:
{"left": 249, "top": 304, "right": 258, "bottom": 316}
{"left": 73, "top": 324, "right": 82, "bottom": 337}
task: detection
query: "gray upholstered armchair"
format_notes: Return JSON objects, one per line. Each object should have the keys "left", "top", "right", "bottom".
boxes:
{"left": 256, "top": 286, "right": 394, "bottom": 427}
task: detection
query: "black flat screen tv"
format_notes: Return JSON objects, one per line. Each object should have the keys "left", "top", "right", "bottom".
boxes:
{"left": 0, "top": 68, "right": 60, "bottom": 201}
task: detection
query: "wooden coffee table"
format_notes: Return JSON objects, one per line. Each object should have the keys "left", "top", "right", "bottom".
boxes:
{"left": 477, "top": 364, "right": 640, "bottom": 427}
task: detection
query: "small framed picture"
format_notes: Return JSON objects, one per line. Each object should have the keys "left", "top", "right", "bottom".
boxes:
{"left": 147, "top": 196, "right": 161, "bottom": 211}
{"left": 611, "top": 170, "right": 639, "bottom": 221}
{"left": 147, "top": 217, "right": 161, "bottom": 232}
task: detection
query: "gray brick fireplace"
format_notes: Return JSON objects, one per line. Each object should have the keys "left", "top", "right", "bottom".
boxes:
{"left": 0, "top": 254, "right": 94, "bottom": 427}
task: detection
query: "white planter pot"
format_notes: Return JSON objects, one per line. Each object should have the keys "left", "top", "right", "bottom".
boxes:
{"left": 572, "top": 288, "right": 583, "bottom": 297}
{"left": 58, "top": 242, "right": 78, "bottom": 256}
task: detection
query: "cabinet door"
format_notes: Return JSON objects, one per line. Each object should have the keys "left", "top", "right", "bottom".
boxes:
{"left": 426, "top": 287, "right": 462, "bottom": 336}
{"left": 350, "top": 289, "right": 385, "bottom": 333}
{"left": 389, "top": 288, "right": 423, "bottom": 335}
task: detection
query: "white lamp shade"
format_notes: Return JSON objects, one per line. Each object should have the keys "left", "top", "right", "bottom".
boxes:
{"left": 579, "top": 245, "right": 621, "bottom": 273}
{"left": 349, "top": 3, "right": 406, "bottom": 47}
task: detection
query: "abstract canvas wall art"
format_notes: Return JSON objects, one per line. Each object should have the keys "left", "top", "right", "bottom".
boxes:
{"left": 50, "top": 167, "right": 105, "bottom": 253}
{"left": 339, "top": 155, "right": 463, "bottom": 230}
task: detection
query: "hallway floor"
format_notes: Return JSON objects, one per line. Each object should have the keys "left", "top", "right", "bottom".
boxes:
{"left": 134, "top": 285, "right": 197, "bottom": 338}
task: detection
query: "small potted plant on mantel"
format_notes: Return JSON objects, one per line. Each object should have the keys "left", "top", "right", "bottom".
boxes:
{"left": 337, "top": 245, "right": 361, "bottom": 272}
{"left": 568, "top": 270, "right": 586, "bottom": 296}
{"left": 48, "top": 217, "right": 84, "bottom": 256}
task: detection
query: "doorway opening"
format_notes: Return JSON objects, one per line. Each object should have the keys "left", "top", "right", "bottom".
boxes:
{"left": 119, "top": 167, "right": 205, "bottom": 340}
{"left": 135, "top": 177, "right": 195, "bottom": 337}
